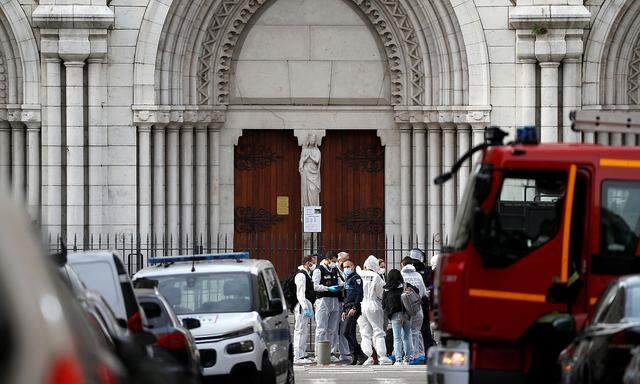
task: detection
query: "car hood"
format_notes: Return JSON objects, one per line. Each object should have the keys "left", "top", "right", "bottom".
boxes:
{"left": 178, "top": 312, "right": 259, "bottom": 338}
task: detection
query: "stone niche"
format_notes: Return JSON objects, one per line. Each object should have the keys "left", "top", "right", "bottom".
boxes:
{"left": 230, "top": 0, "right": 390, "bottom": 106}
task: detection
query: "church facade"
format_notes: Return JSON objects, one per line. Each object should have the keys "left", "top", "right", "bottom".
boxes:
{"left": 0, "top": 0, "right": 637, "bottom": 254}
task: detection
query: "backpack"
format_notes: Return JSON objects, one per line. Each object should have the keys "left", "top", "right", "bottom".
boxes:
{"left": 401, "top": 283, "right": 421, "bottom": 317}
{"left": 281, "top": 272, "right": 299, "bottom": 313}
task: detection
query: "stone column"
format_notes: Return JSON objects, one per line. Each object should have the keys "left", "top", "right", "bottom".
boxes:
{"left": 399, "top": 123, "right": 412, "bottom": 247}
{"left": 0, "top": 122, "right": 10, "bottom": 195}
{"left": 137, "top": 123, "right": 152, "bottom": 243}
{"left": 11, "top": 122, "right": 25, "bottom": 202}
{"left": 427, "top": 123, "right": 442, "bottom": 250}
{"left": 63, "top": 58, "right": 87, "bottom": 243}
{"left": 610, "top": 132, "right": 623, "bottom": 146}
{"left": 442, "top": 124, "right": 456, "bottom": 240}
{"left": 181, "top": 125, "right": 194, "bottom": 251}
{"left": 26, "top": 122, "right": 41, "bottom": 223}
{"left": 413, "top": 123, "right": 426, "bottom": 249}
{"left": 516, "top": 31, "right": 537, "bottom": 128}
{"left": 471, "top": 123, "right": 485, "bottom": 165}
{"left": 87, "top": 58, "right": 106, "bottom": 233}
{"left": 166, "top": 124, "right": 180, "bottom": 252}
{"left": 152, "top": 124, "right": 166, "bottom": 246}
{"left": 42, "top": 58, "right": 62, "bottom": 234}
{"left": 456, "top": 123, "right": 471, "bottom": 203}
{"left": 562, "top": 59, "right": 582, "bottom": 143}
{"left": 208, "top": 126, "right": 221, "bottom": 246}
{"left": 195, "top": 124, "right": 208, "bottom": 245}
{"left": 519, "top": 59, "right": 537, "bottom": 127}
{"left": 539, "top": 62, "right": 560, "bottom": 142}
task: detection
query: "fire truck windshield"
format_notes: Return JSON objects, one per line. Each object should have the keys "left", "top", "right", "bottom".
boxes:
{"left": 476, "top": 170, "right": 567, "bottom": 265}
{"left": 449, "top": 164, "right": 491, "bottom": 251}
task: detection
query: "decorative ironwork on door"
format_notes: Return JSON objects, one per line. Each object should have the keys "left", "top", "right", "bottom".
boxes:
{"left": 337, "top": 207, "right": 384, "bottom": 234}
{"left": 337, "top": 145, "right": 384, "bottom": 173}
{"left": 234, "top": 207, "right": 284, "bottom": 233}
{"left": 235, "top": 143, "right": 283, "bottom": 170}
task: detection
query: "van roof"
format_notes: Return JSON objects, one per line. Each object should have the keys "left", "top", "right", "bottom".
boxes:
{"left": 134, "top": 259, "right": 274, "bottom": 279}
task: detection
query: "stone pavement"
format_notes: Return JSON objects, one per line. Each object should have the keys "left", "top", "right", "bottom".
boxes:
{"left": 294, "top": 365, "right": 428, "bottom": 384}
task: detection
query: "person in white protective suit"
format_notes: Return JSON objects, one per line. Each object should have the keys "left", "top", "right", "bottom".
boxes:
{"left": 313, "top": 254, "right": 344, "bottom": 364}
{"left": 331, "top": 251, "right": 352, "bottom": 363}
{"left": 293, "top": 255, "right": 317, "bottom": 364}
{"left": 357, "top": 255, "right": 393, "bottom": 365}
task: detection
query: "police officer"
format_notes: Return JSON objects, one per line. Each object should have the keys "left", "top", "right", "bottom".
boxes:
{"left": 341, "top": 259, "right": 365, "bottom": 365}
{"left": 293, "top": 255, "right": 316, "bottom": 364}
{"left": 313, "top": 253, "right": 344, "bottom": 364}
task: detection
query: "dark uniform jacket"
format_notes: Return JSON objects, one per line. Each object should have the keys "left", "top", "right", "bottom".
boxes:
{"left": 342, "top": 272, "right": 363, "bottom": 315}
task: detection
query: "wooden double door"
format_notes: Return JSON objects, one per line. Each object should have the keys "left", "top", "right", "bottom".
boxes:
{"left": 234, "top": 130, "right": 384, "bottom": 276}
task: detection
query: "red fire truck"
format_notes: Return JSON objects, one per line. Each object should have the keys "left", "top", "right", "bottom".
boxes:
{"left": 428, "top": 111, "right": 640, "bottom": 384}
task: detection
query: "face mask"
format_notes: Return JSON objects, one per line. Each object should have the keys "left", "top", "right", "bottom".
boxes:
{"left": 379, "top": 268, "right": 386, "bottom": 274}
{"left": 344, "top": 268, "right": 353, "bottom": 276}
{"left": 309, "top": 264, "right": 316, "bottom": 272}
{"left": 330, "top": 262, "right": 337, "bottom": 269}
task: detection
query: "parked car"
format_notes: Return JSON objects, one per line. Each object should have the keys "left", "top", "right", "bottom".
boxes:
{"left": 0, "top": 197, "right": 125, "bottom": 384}
{"left": 55, "top": 248, "right": 178, "bottom": 384}
{"left": 67, "top": 251, "right": 148, "bottom": 334}
{"left": 136, "top": 288, "right": 202, "bottom": 383}
{"left": 133, "top": 253, "right": 294, "bottom": 384}
{"left": 559, "top": 276, "right": 640, "bottom": 384}
{"left": 624, "top": 347, "right": 640, "bottom": 384}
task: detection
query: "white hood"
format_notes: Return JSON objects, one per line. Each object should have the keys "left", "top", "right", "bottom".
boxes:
{"left": 179, "top": 312, "right": 259, "bottom": 339}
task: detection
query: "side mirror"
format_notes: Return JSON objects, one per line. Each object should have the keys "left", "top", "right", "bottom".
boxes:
{"left": 182, "top": 318, "right": 201, "bottom": 330}
{"left": 261, "top": 299, "right": 284, "bottom": 318}
{"left": 547, "top": 280, "right": 583, "bottom": 305}
{"left": 134, "top": 330, "right": 157, "bottom": 347}
{"left": 117, "top": 318, "right": 128, "bottom": 329}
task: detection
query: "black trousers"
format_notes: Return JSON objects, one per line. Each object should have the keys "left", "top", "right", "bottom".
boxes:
{"left": 421, "top": 300, "right": 436, "bottom": 349}
{"left": 343, "top": 315, "right": 363, "bottom": 357}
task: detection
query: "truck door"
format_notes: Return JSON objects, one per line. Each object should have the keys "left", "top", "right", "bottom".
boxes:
{"left": 589, "top": 163, "right": 640, "bottom": 315}
{"left": 463, "top": 165, "right": 580, "bottom": 341}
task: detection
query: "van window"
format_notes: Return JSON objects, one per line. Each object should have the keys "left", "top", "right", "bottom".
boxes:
{"left": 256, "top": 274, "right": 270, "bottom": 313}
{"left": 72, "top": 262, "right": 120, "bottom": 312}
{"left": 597, "top": 180, "right": 640, "bottom": 275}
{"left": 150, "top": 273, "right": 253, "bottom": 315}
{"left": 262, "top": 269, "right": 282, "bottom": 301}
{"left": 140, "top": 299, "right": 170, "bottom": 329}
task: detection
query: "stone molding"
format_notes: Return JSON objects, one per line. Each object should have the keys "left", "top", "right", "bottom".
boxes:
{"left": 508, "top": 5, "right": 590, "bottom": 30}
{"left": 195, "top": 0, "right": 423, "bottom": 107}
{"left": 32, "top": 4, "right": 115, "bottom": 30}
{"left": 393, "top": 106, "right": 491, "bottom": 126}
{"left": 132, "top": 105, "right": 227, "bottom": 127}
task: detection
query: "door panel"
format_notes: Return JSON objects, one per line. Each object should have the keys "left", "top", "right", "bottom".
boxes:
{"left": 320, "top": 130, "right": 385, "bottom": 266}
{"left": 234, "top": 130, "right": 301, "bottom": 277}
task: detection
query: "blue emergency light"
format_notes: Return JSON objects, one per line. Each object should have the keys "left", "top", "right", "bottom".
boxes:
{"left": 516, "top": 125, "right": 539, "bottom": 145}
{"left": 148, "top": 252, "right": 250, "bottom": 265}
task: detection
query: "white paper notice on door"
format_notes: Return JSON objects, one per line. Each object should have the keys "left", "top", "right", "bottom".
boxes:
{"left": 303, "top": 206, "right": 322, "bottom": 233}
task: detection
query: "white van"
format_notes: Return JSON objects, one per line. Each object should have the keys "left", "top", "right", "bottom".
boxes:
{"left": 133, "top": 254, "right": 294, "bottom": 384}
{"left": 68, "top": 251, "right": 147, "bottom": 333}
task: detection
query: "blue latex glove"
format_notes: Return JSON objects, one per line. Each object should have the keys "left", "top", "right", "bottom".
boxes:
{"left": 328, "top": 285, "right": 340, "bottom": 292}
{"left": 303, "top": 309, "right": 313, "bottom": 318}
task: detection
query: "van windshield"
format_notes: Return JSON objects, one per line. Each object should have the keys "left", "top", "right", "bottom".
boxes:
{"left": 148, "top": 273, "right": 253, "bottom": 315}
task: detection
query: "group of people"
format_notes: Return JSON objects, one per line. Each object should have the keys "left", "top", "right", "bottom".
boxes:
{"left": 290, "top": 249, "right": 434, "bottom": 366}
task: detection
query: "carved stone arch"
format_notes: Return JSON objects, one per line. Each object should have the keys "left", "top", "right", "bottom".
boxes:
{"left": 196, "top": 0, "right": 424, "bottom": 106}
{"left": 136, "top": 0, "right": 489, "bottom": 108}
{"left": 0, "top": 0, "right": 40, "bottom": 112}
{"left": 583, "top": 0, "right": 640, "bottom": 107}
{"left": 630, "top": 38, "right": 640, "bottom": 105}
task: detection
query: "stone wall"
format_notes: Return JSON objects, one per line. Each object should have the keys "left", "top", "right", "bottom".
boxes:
{"left": 0, "top": 0, "right": 636, "bottom": 249}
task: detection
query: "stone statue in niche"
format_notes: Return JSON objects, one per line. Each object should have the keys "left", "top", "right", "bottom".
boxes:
{"left": 299, "top": 133, "right": 321, "bottom": 207}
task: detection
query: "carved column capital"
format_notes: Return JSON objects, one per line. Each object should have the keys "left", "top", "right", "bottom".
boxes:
{"left": 294, "top": 130, "right": 326, "bottom": 147}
